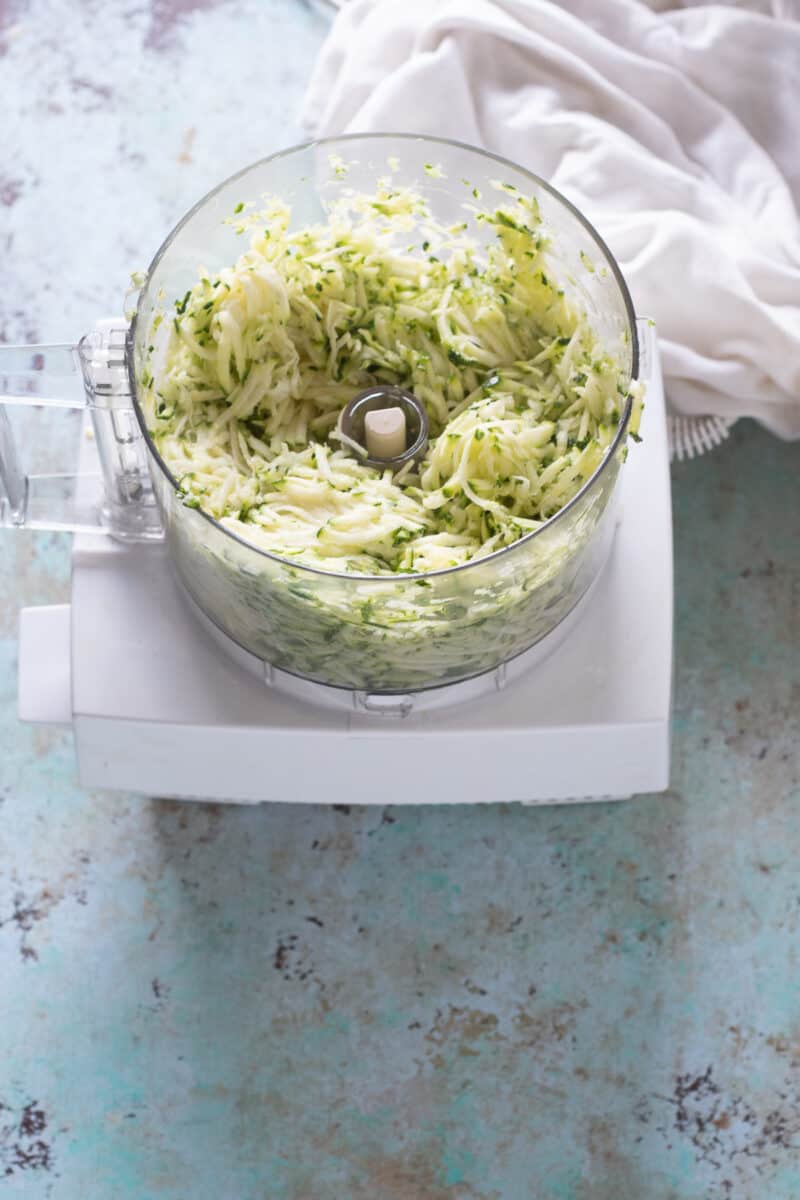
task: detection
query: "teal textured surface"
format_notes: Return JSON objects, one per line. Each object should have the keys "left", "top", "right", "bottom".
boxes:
{"left": 1, "top": 2, "right": 799, "bottom": 1197}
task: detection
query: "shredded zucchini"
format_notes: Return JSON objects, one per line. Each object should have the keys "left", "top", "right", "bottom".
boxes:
{"left": 143, "top": 180, "right": 641, "bottom": 578}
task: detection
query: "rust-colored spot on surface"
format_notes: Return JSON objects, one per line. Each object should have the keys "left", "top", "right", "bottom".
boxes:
{"left": 178, "top": 127, "right": 196, "bottom": 164}
{"left": 360, "top": 1149, "right": 472, "bottom": 1200}
{"left": 513, "top": 1000, "right": 582, "bottom": 1047}
{"left": 425, "top": 1005, "right": 500, "bottom": 1051}
{"left": 766, "top": 1033, "right": 800, "bottom": 1061}
{"left": 485, "top": 903, "right": 524, "bottom": 935}
{"left": 0, "top": 858, "right": 92, "bottom": 961}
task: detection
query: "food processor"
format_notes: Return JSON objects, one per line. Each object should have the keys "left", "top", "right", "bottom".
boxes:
{"left": 0, "top": 135, "right": 672, "bottom": 804}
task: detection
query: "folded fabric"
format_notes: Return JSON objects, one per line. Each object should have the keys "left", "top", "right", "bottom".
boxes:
{"left": 302, "top": 0, "right": 800, "bottom": 440}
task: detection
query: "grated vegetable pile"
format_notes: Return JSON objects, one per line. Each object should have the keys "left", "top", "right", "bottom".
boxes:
{"left": 142, "top": 175, "right": 641, "bottom": 577}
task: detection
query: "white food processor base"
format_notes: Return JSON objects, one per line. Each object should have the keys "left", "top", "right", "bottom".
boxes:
{"left": 18, "top": 329, "right": 672, "bottom": 806}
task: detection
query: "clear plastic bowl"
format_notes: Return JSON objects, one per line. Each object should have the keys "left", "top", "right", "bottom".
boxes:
{"left": 129, "top": 134, "right": 639, "bottom": 694}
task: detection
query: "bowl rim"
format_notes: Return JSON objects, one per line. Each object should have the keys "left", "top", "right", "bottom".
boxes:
{"left": 128, "top": 131, "right": 638, "bottom": 583}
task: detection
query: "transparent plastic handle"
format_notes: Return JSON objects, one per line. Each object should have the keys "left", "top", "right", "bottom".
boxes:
{"left": 0, "top": 319, "right": 163, "bottom": 540}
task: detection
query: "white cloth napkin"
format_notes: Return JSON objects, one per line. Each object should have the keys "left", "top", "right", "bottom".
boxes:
{"left": 302, "top": 0, "right": 800, "bottom": 439}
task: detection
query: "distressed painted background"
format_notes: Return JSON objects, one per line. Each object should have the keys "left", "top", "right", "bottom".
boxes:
{"left": 1, "top": 2, "right": 799, "bottom": 1197}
